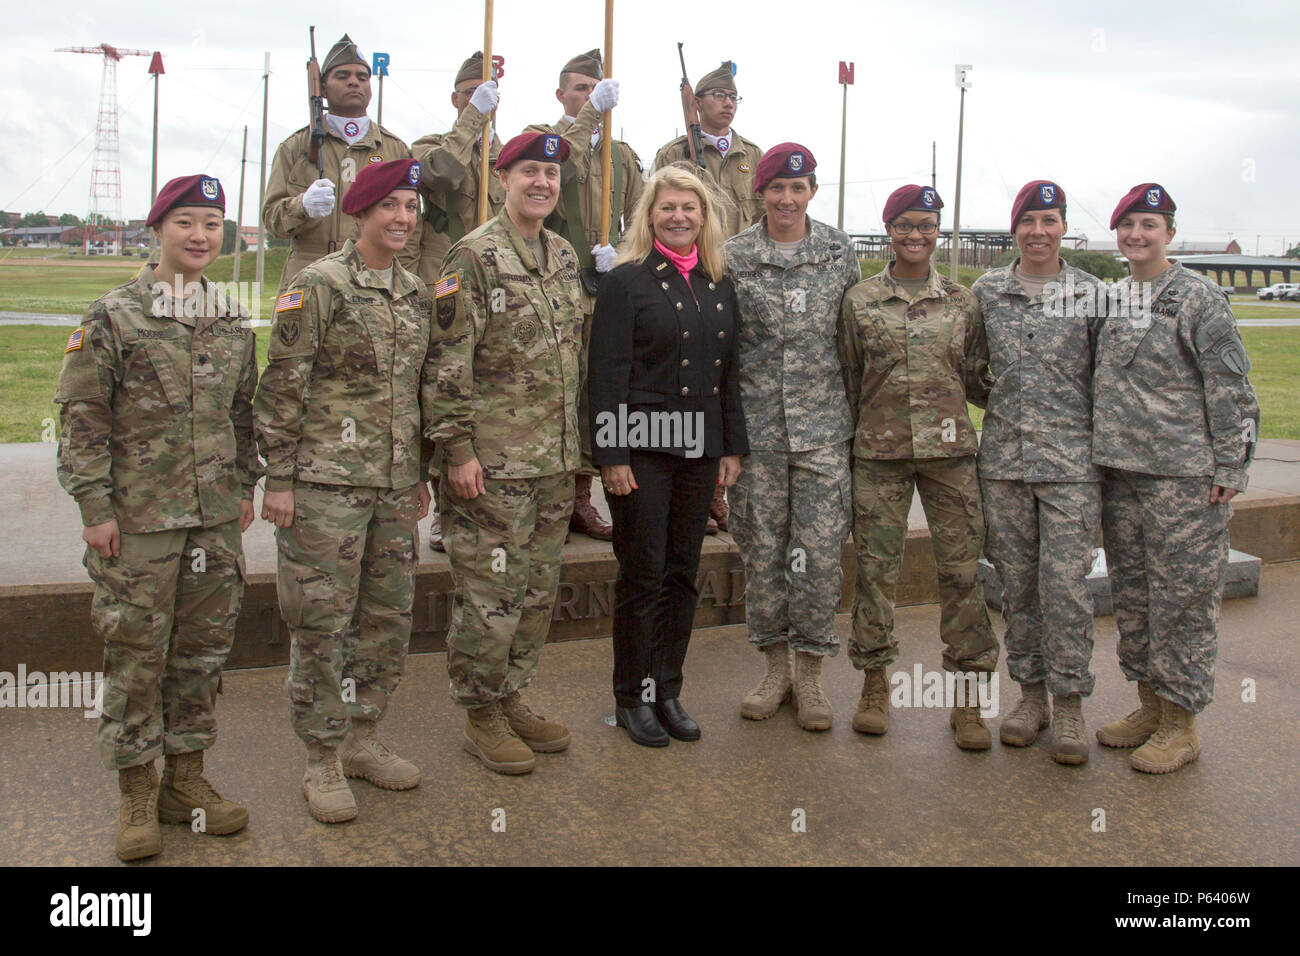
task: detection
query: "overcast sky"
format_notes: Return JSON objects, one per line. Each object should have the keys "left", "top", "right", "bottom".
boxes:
{"left": 6, "top": 0, "right": 1298, "bottom": 252}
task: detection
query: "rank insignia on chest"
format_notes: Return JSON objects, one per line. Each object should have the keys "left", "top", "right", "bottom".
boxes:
{"left": 276, "top": 290, "right": 304, "bottom": 312}
{"left": 64, "top": 329, "right": 85, "bottom": 352}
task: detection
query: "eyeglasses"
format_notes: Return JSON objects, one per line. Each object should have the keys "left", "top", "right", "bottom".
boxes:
{"left": 889, "top": 221, "right": 939, "bottom": 236}
{"left": 703, "top": 90, "right": 742, "bottom": 104}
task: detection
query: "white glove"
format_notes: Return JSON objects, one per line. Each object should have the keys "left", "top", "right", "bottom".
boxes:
{"left": 589, "top": 78, "right": 619, "bottom": 114}
{"left": 302, "top": 178, "right": 336, "bottom": 218}
{"left": 469, "top": 80, "right": 499, "bottom": 115}
{"left": 592, "top": 243, "right": 617, "bottom": 273}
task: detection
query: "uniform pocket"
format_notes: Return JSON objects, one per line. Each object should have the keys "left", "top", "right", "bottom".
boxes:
{"left": 85, "top": 549, "right": 159, "bottom": 607}
{"left": 144, "top": 343, "right": 192, "bottom": 412}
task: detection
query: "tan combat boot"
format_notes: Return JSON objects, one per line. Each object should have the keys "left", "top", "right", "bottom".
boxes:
{"left": 851, "top": 667, "right": 890, "bottom": 735}
{"left": 999, "top": 681, "right": 1049, "bottom": 747}
{"left": 302, "top": 742, "right": 358, "bottom": 824}
{"left": 157, "top": 750, "right": 249, "bottom": 834}
{"left": 1096, "top": 681, "right": 1162, "bottom": 748}
{"left": 792, "top": 651, "right": 833, "bottom": 731}
{"left": 340, "top": 719, "right": 421, "bottom": 790}
{"left": 116, "top": 763, "right": 162, "bottom": 862}
{"left": 1130, "top": 699, "right": 1200, "bottom": 774}
{"left": 464, "top": 702, "right": 536, "bottom": 774}
{"left": 740, "top": 643, "right": 792, "bottom": 720}
{"left": 1050, "top": 694, "right": 1089, "bottom": 766}
{"left": 950, "top": 704, "right": 992, "bottom": 750}
{"left": 500, "top": 691, "right": 570, "bottom": 752}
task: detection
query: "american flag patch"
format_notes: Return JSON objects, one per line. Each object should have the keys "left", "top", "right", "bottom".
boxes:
{"left": 275, "top": 290, "right": 304, "bottom": 312}
{"left": 434, "top": 275, "right": 459, "bottom": 299}
{"left": 64, "top": 329, "right": 84, "bottom": 352}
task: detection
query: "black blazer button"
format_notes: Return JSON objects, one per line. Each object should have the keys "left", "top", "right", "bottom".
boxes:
{"left": 681, "top": 386, "right": 690, "bottom": 395}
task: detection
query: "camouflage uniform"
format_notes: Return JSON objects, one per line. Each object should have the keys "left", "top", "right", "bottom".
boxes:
{"left": 652, "top": 130, "right": 762, "bottom": 239}
{"left": 1093, "top": 262, "right": 1258, "bottom": 713}
{"left": 263, "top": 121, "right": 421, "bottom": 294}
{"left": 254, "top": 240, "right": 432, "bottom": 744}
{"left": 724, "top": 217, "right": 859, "bottom": 654}
{"left": 971, "top": 260, "right": 1105, "bottom": 696}
{"left": 839, "top": 264, "right": 997, "bottom": 673}
{"left": 411, "top": 110, "right": 504, "bottom": 285}
{"left": 55, "top": 265, "right": 260, "bottom": 770}
{"left": 421, "top": 209, "right": 583, "bottom": 707}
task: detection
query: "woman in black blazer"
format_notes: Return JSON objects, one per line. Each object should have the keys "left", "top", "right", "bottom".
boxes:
{"left": 588, "top": 164, "right": 749, "bottom": 747}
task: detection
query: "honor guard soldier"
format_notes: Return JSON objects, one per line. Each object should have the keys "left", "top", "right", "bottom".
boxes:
{"left": 970, "top": 181, "right": 1105, "bottom": 764}
{"left": 263, "top": 33, "right": 421, "bottom": 295}
{"left": 1092, "top": 184, "right": 1258, "bottom": 774}
{"left": 255, "top": 159, "right": 433, "bottom": 823}
{"left": 422, "top": 131, "right": 584, "bottom": 775}
{"left": 724, "top": 144, "right": 860, "bottom": 731}
{"left": 652, "top": 60, "right": 762, "bottom": 241}
{"left": 525, "top": 48, "right": 647, "bottom": 542}
{"left": 839, "top": 185, "right": 999, "bottom": 750}
{"left": 55, "top": 174, "right": 258, "bottom": 861}
{"left": 412, "top": 51, "right": 505, "bottom": 284}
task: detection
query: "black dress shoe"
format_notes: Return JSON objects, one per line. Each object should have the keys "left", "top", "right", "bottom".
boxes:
{"left": 654, "top": 698, "right": 701, "bottom": 741}
{"left": 615, "top": 705, "right": 670, "bottom": 748}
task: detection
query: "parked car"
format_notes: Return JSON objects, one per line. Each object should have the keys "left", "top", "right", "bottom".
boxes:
{"left": 1257, "top": 282, "right": 1299, "bottom": 300}
{"left": 1282, "top": 287, "right": 1300, "bottom": 302}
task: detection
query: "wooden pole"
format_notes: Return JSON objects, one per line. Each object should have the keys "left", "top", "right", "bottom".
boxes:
{"left": 256, "top": 52, "right": 269, "bottom": 292}
{"left": 599, "top": 0, "right": 614, "bottom": 245}
{"left": 234, "top": 125, "right": 247, "bottom": 284}
{"left": 477, "top": 0, "right": 494, "bottom": 226}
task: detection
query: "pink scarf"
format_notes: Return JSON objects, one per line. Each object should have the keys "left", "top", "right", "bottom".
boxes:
{"left": 654, "top": 238, "right": 698, "bottom": 279}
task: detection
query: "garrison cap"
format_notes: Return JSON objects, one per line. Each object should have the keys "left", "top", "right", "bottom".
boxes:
{"left": 882, "top": 184, "right": 943, "bottom": 224}
{"left": 696, "top": 61, "right": 737, "bottom": 95}
{"left": 1110, "top": 182, "right": 1176, "bottom": 230}
{"left": 1010, "top": 180, "right": 1066, "bottom": 232}
{"left": 494, "top": 131, "right": 570, "bottom": 171}
{"left": 754, "top": 143, "right": 816, "bottom": 192}
{"left": 146, "top": 174, "right": 225, "bottom": 226}
{"left": 322, "top": 34, "right": 368, "bottom": 76}
{"left": 455, "top": 52, "right": 491, "bottom": 88}
{"left": 561, "top": 49, "right": 603, "bottom": 80}
{"left": 340, "top": 158, "right": 421, "bottom": 215}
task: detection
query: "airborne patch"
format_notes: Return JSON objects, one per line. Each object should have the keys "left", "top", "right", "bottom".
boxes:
{"left": 64, "top": 329, "right": 85, "bottom": 352}
{"left": 276, "top": 290, "right": 304, "bottom": 312}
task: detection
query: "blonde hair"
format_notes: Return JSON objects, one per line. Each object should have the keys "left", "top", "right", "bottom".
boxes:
{"left": 616, "top": 163, "right": 726, "bottom": 281}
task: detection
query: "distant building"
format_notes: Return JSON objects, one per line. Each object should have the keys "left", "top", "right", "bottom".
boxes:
{"left": 0, "top": 225, "right": 68, "bottom": 246}
{"left": 1082, "top": 237, "right": 1241, "bottom": 258}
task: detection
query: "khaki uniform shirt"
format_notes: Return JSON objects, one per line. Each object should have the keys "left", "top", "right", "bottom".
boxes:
{"left": 254, "top": 240, "right": 432, "bottom": 491}
{"left": 262, "top": 121, "right": 421, "bottom": 294}
{"left": 839, "top": 264, "right": 987, "bottom": 460}
{"left": 55, "top": 265, "right": 260, "bottom": 532}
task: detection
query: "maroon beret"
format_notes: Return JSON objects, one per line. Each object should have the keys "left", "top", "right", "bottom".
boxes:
{"left": 1109, "top": 182, "right": 1176, "bottom": 230}
{"left": 1010, "top": 180, "right": 1065, "bottom": 232}
{"left": 882, "top": 184, "right": 942, "bottom": 224}
{"left": 340, "top": 158, "right": 421, "bottom": 215}
{"left": 146, "top": 174, "right": 225, "bottom": 227}
{"left": 754, "top": 142, "right": 816, "bottom": 193}
{"left": 494, "top": 131, "right": 570, "bottom": 171}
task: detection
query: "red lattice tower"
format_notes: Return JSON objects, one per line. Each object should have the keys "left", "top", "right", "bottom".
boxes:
{"left": 56, "top": 43, "right": 150, "bottom": 254}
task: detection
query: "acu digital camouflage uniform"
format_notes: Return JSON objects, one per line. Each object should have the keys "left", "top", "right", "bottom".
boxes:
{"left": 55, "top": 265, "right": 260, "bottom": 770}
{"left": 724, "top": 216, "right": 860, "bottom": 655}
{"left": 838, "top": 264, "right": 997, "bottom": 674}
{"left": 263, "top": 122, "right": 421, "bottom": 294}
{"left": 254, "top": 240, "right": 433, "bottom": 745}
{"left": 971, "top": 260, "right": 1105, "bottom": 697}
{"left": 1092, "top": 262, "right": 1258, "bottom": 713}
{"left": 421, "top": 208, "right": 583, "bottom": 707}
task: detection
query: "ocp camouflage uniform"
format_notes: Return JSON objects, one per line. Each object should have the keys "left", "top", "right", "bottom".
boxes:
{"left": 254, "top": 240, "right": 432, "bottom": 744}
{"left": 263, "top": 123, "right": 421, "bottom": 294}
{"left": 421, "top": 209, "right": 583, "bottom": 707}
{"left": 55, "top": 265, "right": 260, "bottom": 770}
{"left": 652, "top": 130, "right": 762, "bottom": 239}
{"left": 971, "top": 260, "right": 1105, "bottom": 696}
{"left": 724, "top": 216, "right": 859, "bottom": 654}
{"left": 1092, "top": 262, "right": 1258, "bottom": 713}
{"left": 839, "top": 264, "right": 998, "bottom": 674}
{"left": 411, "top": 111, "right": 504, "bottom": 285}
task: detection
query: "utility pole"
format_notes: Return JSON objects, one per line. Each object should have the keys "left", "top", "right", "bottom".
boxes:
{"left": 148, "top": 52, "right": 164, "bottom": 257}
{"left": 951, "top": 64, "right": 972, "bottom": 281}
{"left": 256, "top": 52, "right": 270, "bottom": 293}
{"left": 931, "top": 141, "right": 936, "bottom": 189}
{"left": 234, "top": 125, "right": 248, "bottom": 284}
{"left": 837, "top": 60, "right": 854, "bottom": 231}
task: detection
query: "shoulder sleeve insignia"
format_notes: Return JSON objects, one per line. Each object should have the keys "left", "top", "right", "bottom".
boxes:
{"left": 434, "top": 274, "right": 459, "bottom": 298}
{"left": 276, "top": 290, "right": 305, "bottom": 312}
{"left": 64, "top": 329, "right": 85, "bottom": 352}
